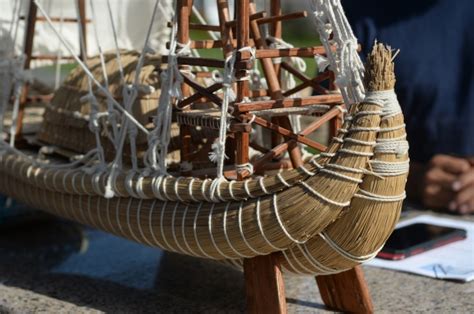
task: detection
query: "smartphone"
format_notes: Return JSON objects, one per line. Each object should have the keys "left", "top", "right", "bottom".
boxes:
{"left": 377, "top": 223, "right": 467, "bottom": 260}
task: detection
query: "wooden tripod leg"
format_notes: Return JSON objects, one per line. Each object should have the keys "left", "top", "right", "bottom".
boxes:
{"left": 316, "top": 266, "right": 374, "bottom": 313}
{"left": 244, "top": 254, "right": 287, "bottom": 314}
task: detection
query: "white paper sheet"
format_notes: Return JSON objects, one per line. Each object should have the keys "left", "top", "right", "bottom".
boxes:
{"left": 367, "top": 215, "right": 474, "bottom": 282}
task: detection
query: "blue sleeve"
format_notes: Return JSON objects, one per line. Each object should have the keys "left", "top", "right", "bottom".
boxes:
{"left": 343, "top": 0, "right": 474, "bottom": 162}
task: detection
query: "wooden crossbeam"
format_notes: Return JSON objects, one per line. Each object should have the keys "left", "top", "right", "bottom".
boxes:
{"left": 256, "top": 11, "right": 307, "bottom": 25}
{"left": 225, "top": 11, "right": 266, "bottom": 28}
{"left": 244, "top": 114, "right": 327, "bottom": 151}
{"left": 235, "top": 94, "right": 343, "bottom": 112}
{"left": 177, "top": 82, "right": 223, "bottom": 109}
{"left": 162, "top": 55, "right": 249, "bottom": 69}
{"left": 167, "top": 21, "right": 221, "bottom": 32}
{"left": 167, "top": 39, "right": 256, "bottom": 49}
{"left": 182, "top": 75, "right": 223, "bottom": 106}
{"left": 281, "top": 61, "right": 329, "bottom": 96}
{"left": 300, "top": 106, "right": 343, "bottom": 136}
{"left": 241, "top": 46, "right": 332, "bottom": 60}
{"left": 239, "top": 44, "right": 361, "bottom": 60}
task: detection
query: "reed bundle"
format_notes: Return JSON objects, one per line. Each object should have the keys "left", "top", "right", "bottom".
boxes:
{"left": 279, "top": 44, "right": 409, "bottom": 274}
{"left": 37, "top": 50, "right": 161, "bottom": 161}
{"left": 0, "top": 44, "right": 407, "bottom": 273}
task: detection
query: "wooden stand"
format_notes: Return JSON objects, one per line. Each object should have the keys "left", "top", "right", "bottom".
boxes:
{"left": 316, "top": 266, "right": 374, "bottom": 313}
{"left": 170, "top": 1, "right": 374, "bottom": 312}
{"left": 244, "top": 254, "right": 287, "bottom": 313}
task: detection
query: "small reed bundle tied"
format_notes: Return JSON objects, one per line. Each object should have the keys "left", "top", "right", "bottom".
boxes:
{"left": 37, "top": 50, "right": 161, "bottom": 161}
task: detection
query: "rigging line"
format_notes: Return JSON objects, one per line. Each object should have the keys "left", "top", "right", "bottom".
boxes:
{"left": 54, "top": 7, "right": 64, "bottom": 90}
{"left": 7, "top": 0, "right": 29, "bottom": 149}
{"left": 122, "top": 0, "right": 161, "bottom": 171}
{"left": 76, "top": 0, "right": 106, "bottom": 167}
{"left": 7, "top": 0, "right": 20, "bottom": 55}
{"left": 105, "top": 0, "right": 124, "bottom": 144}
{"left": 33, "top": 0, "right": 149, "bottom": 136}
{"left": 133, "top": 0, "right": 161, "bottom": 85}
{"left": 104, "top": 0, "right": 163, "bottom": 196}
{"left": 11, "top": 0, "right": 25, "bottom": 56}
{"left": 89, "top": 0, "right": 110, "bottom": 89}
{"left": 106, "top": 0, "right": 125, "bottom": 84}
{"left": 90, "top": 0, "right": 119, "bottom": 146}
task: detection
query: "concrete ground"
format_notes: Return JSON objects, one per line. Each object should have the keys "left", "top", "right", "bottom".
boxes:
{"left": 0, "top": 209, "right": 472, "bottom": 313}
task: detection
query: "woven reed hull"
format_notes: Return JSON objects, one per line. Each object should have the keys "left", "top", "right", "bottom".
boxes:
{"left": 0, "top": 101, "right": 381, "bottom": 261}
{"left": 0, "top": 44, "right": 406, "bottom": 274}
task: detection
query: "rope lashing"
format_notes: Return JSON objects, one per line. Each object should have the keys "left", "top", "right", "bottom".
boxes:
{"left": 308, "top": 0, "right": 365, "bottom": 105}
{"left": 209, "top": 50, "right": 238, "bottom": 176}
{"left": 103, "top": 0, "right": 162, "bottom": 198}
{"left": 145, "top": 2, "right": 190, "bottom": 174}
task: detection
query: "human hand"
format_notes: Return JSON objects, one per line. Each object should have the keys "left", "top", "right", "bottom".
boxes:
{"left": 451, "top": 164, "right": 474, "bottom": 214}
{"left": 421, "top": 155, "right": 471, "bottom": 211}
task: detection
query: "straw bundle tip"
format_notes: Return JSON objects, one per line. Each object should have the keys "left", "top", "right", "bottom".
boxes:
{"left": 364, "top": 42, "right": 396, "bottom": 91}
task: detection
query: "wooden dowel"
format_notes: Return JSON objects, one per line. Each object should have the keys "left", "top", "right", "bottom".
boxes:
{"left": 217, "top": 0, "right": 235, "bottom": 57}
{"left": 250, "top": 89, "right": 268, "bottom": 98}
{"left": 283, "top": 76, "right": 329, "bottom": 97}
{"left": 16, "top": 0, "right": 37, "bottom": 138}
{"left": 278, "top": 116, "right": 303, "bottom": 168}
{"left": 299, "top": 106, "right": 342, "bottom": 136}
{"left": 224, "top": 11, "right": 266, "bottom": 28}
{"left": 167, "top": 21, "right": 221, "bottom": 32}
{"left": 330, "top": 111, "right": 344, "bottom": 137}
{"left": 20, "top": 16, "right": 92, "bottom": 23}
{"left": 177, "top": 83, "right": 223, "bottom": 109}
{"left": 182, "top": 75, "right": 223, "bottom": 106}
{"left": 243, "top": 44, "right": 361, "bottom": 60}
{"left": 256, "top": 11, "right": 307, "bottom": 26}
{"left": 161, "top": 55, "right": 227, "bottom": 68}
{"left": 280, "top": 61, "right": 308, "bottom": 81}
{"left": 280, "top": 61, "right": 329, "bottom": 95}
{"left": 245, "top": 114, "right": 327, "bottom": 152}
{"left": 30, "top": 55, "right": 76, "bottom": 60}
{"left": 249, "top": 3, "right": 283, "bottom": 99}
{"left": 235, "top": 94, "right": 343, "bottom": 112}
{"left": 77, "top": 0, "right": 87, "bottom": 61}
{"left": 270, "top": 1, "right": 282, "bottom": 39}
{"left": 251, "top": 140, "right": 293, "bottom": 173}
{"left": 249, "top": 141, "right": 270, "bottom": 154}
{"left": 166, "top": 39, "right": 255, "bottom": 49}
{"left": 241, "top": 46, "right": 332, "bottom": 60}
{"left": 192, "top": 71, "right": 214, "bottom": 78}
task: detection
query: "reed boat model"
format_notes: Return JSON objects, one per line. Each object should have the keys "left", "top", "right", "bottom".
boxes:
{"left": 0, "top": 0, "right": 409, "bottom": 279}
